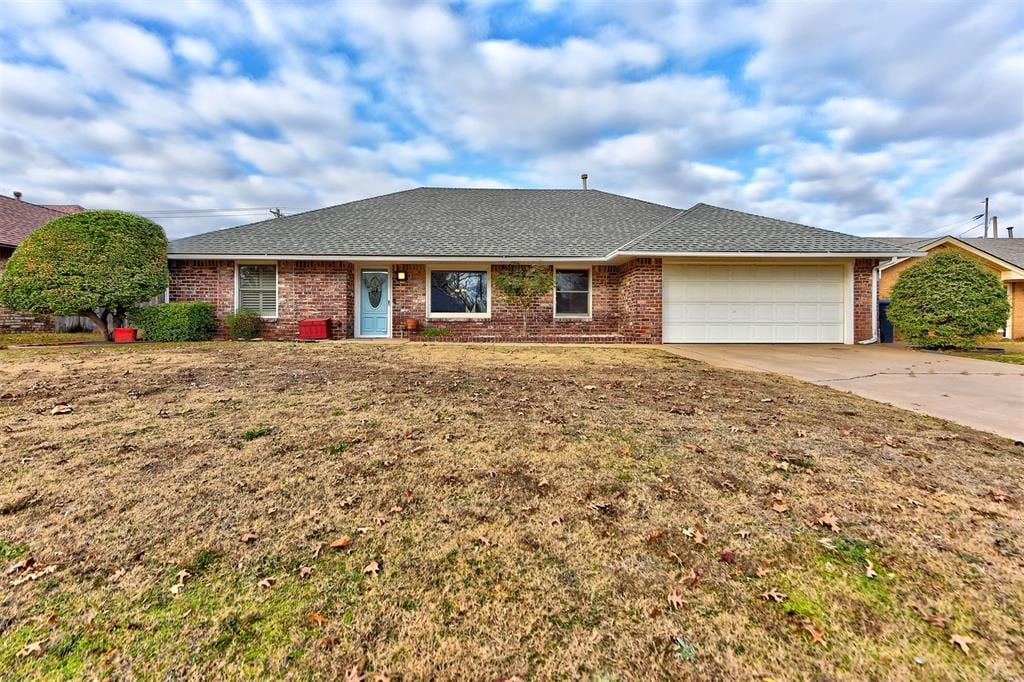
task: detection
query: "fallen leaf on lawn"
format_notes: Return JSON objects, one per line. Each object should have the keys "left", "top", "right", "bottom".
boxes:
{"left": 684, "top": 567, "right": 698, "bottom": 585}
{"left": 755, "top": 567, "right": 769, "bottom": 578}
{"left": 298, "top": 565, "right": 314, "bottom": 578}
{"left": 923, "top": 614, "right": 949, "bottom": 629}
{"left": 313, "top": 541, "right": 325, "bottom": 558}
{"left": 10, "top": 564, "right": 57, "bottom": 586}
{"left": 720, "top": 550, "right": 735, "bottom": 564}
{"left": 865, "top": 560, "right": 877, "bottom": 579}
{"left": 761, "top": 397, "right": 774, "bottom": 403}
{"left": 330, "top": 535, "right": 352, "bottom": 550}
{"left": 18, "top": 641, "right": 42, "bottom": 657}
{"left": 307, "top": 612, "right": 329, "bottom": 626}
{"left": 735, "top": 529, "right": 750, "bottom": 539}
{"left": 693, "top": 529, "right": 706, "bottom": 545}
{"left": 176, "top": 570, "right": 191, "bottom": 583}
{"left": 817, "top": 513, "right": 840, "bottom": 532}
{"left": 315, "top": 635, "right": 337, "bottom": 650}
{"left": 6, "top": 556, "right": 34, "bottom": 575}
{"left": 170, "top": 582, "right": 184, "bottom": 595}
{"left": 241, "top": 532, "right": 259, "bottom": 544}
{"left": 667, "top": 587, "right": 684, "bottom": 609}
{"left": 356, "top": 527, "right": 370, "bottom": 534}
{"left": 345, "top": 659, "right": 366, "bottom": 681}
{"left": 50, "top": 404, "right": 73, "bottom": 415}
{"left": 389, "top": 505, "right": 403, "bottom": 514}
{"left": 667, "top": 550, "right": 682, "bottom": 565}
{"left": 761, "top": 588, "right": 786, "bottom": 602}
{"left": 647, "top": 530, "right": 665, "bottom": 543}
{"left": 476, "top": 536, "right": 492, "bottom": 547}
{"left": 550, "top": 516, "right": 563, "bottom": 526}
{"left": 950, "top": 634, "right": 972, "bottom": 654}
{"left": 795, "top": 429, "right": 807, "bottom": 438}
{"left": 258, "top": 577, "right": 276, "bottom": 589}
{"left": 363, "top": 560, "right": 380, "bottom": 576}
{"left": 802, "top": 621, "right": 825, "bottom": 645}
{"left": 583, "top": 385, "right": 597, "bottom": 390}
{"left": 772, "top": 500, "right": 790, "bottom": 514}
{"left": 986, "top": 489, "right": 1009, "bottom": 503}
{"left": 108, "top": 568, "right": 126, "bottom": 582}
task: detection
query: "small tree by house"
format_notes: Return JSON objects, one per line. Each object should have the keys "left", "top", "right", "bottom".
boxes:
{"left": 887, "top": 251, "right": 1011, "bottom": 349}
{"left": 0, "top": 210, "right": 170, "bottom": 341}
{"left": 493, "top": 264, "right": 555, "bottom": 336}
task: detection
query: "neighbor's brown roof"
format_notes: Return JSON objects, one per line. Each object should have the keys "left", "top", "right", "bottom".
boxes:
{"left": 0, "top": 195, "right": 85, "bottom": 247}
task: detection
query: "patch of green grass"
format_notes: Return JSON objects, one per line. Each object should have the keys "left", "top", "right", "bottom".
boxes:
{"left": 0, "top": 539, "right": 29, "bottom": 560}
{"left": 330, "top": 408, "right": 344, "bottom": 416}
{"left": 325, "top": 440, "right": 350, "bottom": 454}
{"left": 241, "top": 425, "right": 272, "bottom": 441}
{"left": 421, "top": 327, "right": 452, "bottom": 338}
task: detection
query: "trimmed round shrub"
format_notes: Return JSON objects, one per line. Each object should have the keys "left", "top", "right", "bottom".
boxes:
{"left": 887, "top": 251, "right": 1011, "bottom": 349}
{"left": 0, "top": 210, "right": 169, "bottom": 340}
{"left": 224, "top": 308, "right": 262, "bottom": 340}
{"left": 131, "top": 302, "right": 216, "bottom": 342}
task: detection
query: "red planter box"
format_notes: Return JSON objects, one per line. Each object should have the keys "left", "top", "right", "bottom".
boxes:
{"left": 298, "top": 318, "right": 330, "bottom": 340}
{"left": 113, "top": 328, "right": 138, "bottom": 343}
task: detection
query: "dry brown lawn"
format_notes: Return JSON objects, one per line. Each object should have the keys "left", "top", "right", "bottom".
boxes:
{"left": 0, "top": 341, "right": 1021, "bottom": 680}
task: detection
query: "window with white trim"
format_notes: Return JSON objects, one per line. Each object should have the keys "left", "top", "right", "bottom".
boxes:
{"left": 429, "top": 269, "right": 488, "bottom": 316}
{"left": 554, "top": 268, "right": 590, "bottom": 316}
{"left": 238, "top": 264, "right": 277, "bottom": 317}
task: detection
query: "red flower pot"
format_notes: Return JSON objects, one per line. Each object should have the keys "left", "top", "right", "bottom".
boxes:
{"left": 113, "top": 327, "right": 138, "bottom": 343}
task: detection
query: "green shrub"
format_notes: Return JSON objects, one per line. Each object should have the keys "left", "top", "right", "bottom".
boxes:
{"left": 131, "top": 302, "right": 216, "bottom": 342}
{"left": 421, "top": 327, "right": 452, "bottom": 337}
{"left": 0, "top": 210, "right": 169, "bottom": 341}
{"left": 888, "top": 251, "right": 1011, "bottom": 349}
{"left": 224, "top": 309, "right": 261, "bottom": 340}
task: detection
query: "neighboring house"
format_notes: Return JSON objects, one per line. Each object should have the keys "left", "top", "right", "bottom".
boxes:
{"left": 167, "top": 187, "right": 915, "bottom": 344}
{"left": 0, "top": 193, "right": 85, "bottom": 332}
{"left": 877, "top": 236, "right": 1024, "bottom": 339}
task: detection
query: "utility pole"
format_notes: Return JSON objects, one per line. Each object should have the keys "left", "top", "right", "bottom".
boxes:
{"left": 983, "top": 197, "right": 989, "bottom": 237}
{"left": 270, "top": 208, "right": 284, "bottom": 218}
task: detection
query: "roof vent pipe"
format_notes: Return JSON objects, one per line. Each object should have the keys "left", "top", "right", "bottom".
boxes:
{"left": 581, "top": 173, "right": 588, "bottom": 190}
{"left": 991, "top": 216, "right": 998, "bottom": 238}
{"left": 1007, "top": 226, "right": 1014, "bottom": 239}
{"left": 13, "top": 191, "right": 22, "bottom": 200}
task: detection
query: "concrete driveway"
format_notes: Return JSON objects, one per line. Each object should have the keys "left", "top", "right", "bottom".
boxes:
{"left": 663, "top": 344, "right": 1024, "bottom": 441}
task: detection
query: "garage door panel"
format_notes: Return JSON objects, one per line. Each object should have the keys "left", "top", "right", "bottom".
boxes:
{"left": 663, "top": 264, "right": 847, "bottom": 343}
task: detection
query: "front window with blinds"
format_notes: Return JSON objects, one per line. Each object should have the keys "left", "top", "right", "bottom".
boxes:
{"left": 237, "top": 264, "right": 277, "bottom": 317}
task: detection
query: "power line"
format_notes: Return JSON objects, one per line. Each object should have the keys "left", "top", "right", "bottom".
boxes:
{"left": 956, "top": 221, "right": 985, "bottom": 237}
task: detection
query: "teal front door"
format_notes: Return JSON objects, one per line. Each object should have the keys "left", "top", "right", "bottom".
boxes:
{"left": 359, "top": 270, "right": 389, "bottom": 337}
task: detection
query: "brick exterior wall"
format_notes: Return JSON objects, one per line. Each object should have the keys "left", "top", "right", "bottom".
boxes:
{"left": 168, "top": 256, "right": 880, "bottom": 344}
{"left": 393, "top": 263, "right": 624, "bottom": 342}
{"left": 169, "top": 259, "right": 354, "bottom": 340}
{"left": 618, "top": 258, "right": 662, "bottom": 343}
{"left": 853, "top": 258, "right": 877, "bottom": 343}
{"left": 0, "top": 245, "right": 54, "bottom": 332}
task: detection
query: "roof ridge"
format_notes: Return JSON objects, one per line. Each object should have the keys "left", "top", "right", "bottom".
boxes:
{"left": 693, "top": 202, "right": 907, "bottom": 251}
{"left": 171, "top": 187, "right": 425, "bottom": 243}
{"left": 0, "top": 194, "right": 70, "bottom": 218}
{"left": 610, "top": 204, "right": 698, "bottom": 256}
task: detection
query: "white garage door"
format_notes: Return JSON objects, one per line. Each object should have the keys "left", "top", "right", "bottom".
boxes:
{"left": 663, "top": 264, "right": 847, "bottom": 343}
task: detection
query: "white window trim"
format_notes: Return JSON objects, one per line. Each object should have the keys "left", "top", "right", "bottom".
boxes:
{"left": 426, "top": 263, "right": 492, "bottom": 320}
{"left": 553, "top": 265, "right": 593, "bottom": 319}
{"left": 235, "top": 260, "right": 278, "bottom": 320}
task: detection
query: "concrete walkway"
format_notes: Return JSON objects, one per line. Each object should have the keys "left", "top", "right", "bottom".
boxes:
{"left": 662, "top": 343, "right": 1024, "bottom": 441}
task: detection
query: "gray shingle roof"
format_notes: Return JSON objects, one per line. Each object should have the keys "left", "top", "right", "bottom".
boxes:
{"left": 876, "top": 236, "right": 1024, "bottom": 270}
{"left": 168, "top": 188, "right": 681, "bottom": 259}
{"left": 623, "top": 203, "right": 905, "bottom": 254}
{"left": 168, "top": 188, "right": 909, "bottom": 259}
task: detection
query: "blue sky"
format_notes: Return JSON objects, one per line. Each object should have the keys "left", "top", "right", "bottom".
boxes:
{"left": 1, "top": 0, "right": 1022, "bottom": 239}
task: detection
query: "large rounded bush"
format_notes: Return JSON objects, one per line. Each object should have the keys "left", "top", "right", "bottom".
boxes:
{"left": 0, "top": 210, "right": 169, "bottom": 340}
{"left": 887, "top": 251, "right": 1010, "bottom": 349}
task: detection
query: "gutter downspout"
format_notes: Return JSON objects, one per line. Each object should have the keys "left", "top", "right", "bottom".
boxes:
{"left": 858, "top": 262, "right": 882, "bottom": 344}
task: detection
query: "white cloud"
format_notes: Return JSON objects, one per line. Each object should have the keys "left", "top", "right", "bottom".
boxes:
{"left": 173, "top": 36, "right": 217, "bottom": 67}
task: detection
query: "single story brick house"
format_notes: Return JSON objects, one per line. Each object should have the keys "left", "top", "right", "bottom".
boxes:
{"left": 166, "top": 187, "right": 916, "bottom": 344}
{"left": 1, "top": 193, "right": 85, "bottom": 332}
{"left": 877, "top": 235, "right": 1024, "bottom": 339}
